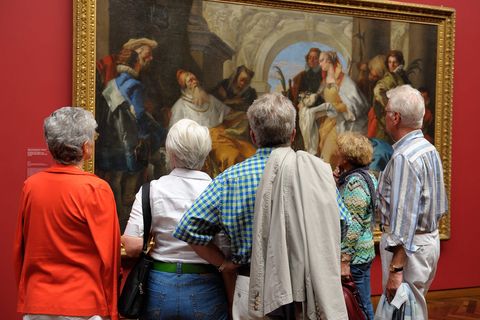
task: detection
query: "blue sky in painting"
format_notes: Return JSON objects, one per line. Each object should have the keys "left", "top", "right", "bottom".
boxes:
{"left": 268, "top": 42, "right": 347, "bottom": 92}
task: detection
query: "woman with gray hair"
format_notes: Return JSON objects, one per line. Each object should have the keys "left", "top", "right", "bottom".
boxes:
{"left": 13, "top": 107, "right": 121, "bottom": 320}
{"left": 122, "top": 118, "right": 228, "bottom": 319}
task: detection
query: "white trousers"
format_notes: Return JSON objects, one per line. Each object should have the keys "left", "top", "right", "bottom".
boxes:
{"left": 232, "top": 275, "right": 264, "bottom": 320}
{"left": 379, "top": 229, "right": 440, "bottom": 320}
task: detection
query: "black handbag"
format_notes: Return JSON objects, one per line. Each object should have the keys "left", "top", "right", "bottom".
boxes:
{"left": 342, "top": 275, "right": 368, "bottom": 320}
{"left": 392, "top": 303, "right": 406, "bottom": 320}
{"left": 118, "top": 182, "right": 153, "bottom": 319}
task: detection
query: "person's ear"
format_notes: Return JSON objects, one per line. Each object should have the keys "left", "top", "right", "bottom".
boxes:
{"left": 82, "top": 140, "right": 93, "bottom": 161}
{"left": 249, "top": 129, "right": 257, "bottom": 146}
{"left": 393, "top": 112, "right": 402, "bottom": 126}
{"left": 290, "top": 128, "right": 296, "bottom": 145}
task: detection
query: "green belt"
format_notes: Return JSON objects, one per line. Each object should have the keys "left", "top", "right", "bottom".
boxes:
{"left": 152, "top": 261, "right": 217, "bottom": 274}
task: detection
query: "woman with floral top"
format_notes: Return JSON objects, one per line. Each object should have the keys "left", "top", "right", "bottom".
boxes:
{"left": 334, "top": 132, "right": 377, "bottom": 320}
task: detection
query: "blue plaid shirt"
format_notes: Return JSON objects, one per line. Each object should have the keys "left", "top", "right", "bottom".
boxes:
{"left": 174, "top": 147, "right": 351, "bottom": 264}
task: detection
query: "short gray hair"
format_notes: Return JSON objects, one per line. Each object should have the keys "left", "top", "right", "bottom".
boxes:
{"left": 247, "top": 93, "right": 296, "bottom": 147}
{"left": 44, "top": 107, "right": 97, "bottom": 165}
{"left": 166, "top": 119, "right": 212, "bottom": 170}
{"left": 387, "top": 84, "right": 425, "bottom": 129}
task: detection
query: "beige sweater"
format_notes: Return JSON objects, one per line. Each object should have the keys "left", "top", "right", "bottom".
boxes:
{"left": 249, "top": 147, "right": 347, "bottom": 320}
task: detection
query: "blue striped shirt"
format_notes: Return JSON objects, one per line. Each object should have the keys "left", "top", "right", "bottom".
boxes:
{"left": 377, "top": 130, "right": 448, "bottom": 254}
{"left": 174, "top": 147, "right": 351, "bottom": 264}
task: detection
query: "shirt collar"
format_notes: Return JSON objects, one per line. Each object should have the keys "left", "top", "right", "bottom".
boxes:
{"left": 392, "top": 129, "right": 423, "bottom": 151}
{"left": 44, "top": 164, "right": 94, "bottom": 176}
{"left": 254, "top": 147, "right": 274, "bottom": 158}
{"left": 170, "top": 168, "right": 212, "bottom": 181}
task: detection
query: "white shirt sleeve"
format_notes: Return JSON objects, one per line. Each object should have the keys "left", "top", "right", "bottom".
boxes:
{"left": 123, "top": 188, "right": 144, "bottom": 237}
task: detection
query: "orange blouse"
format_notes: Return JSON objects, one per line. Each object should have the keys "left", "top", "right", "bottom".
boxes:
{"left": 14, "top": 165, "right": 120, "bottom": 319}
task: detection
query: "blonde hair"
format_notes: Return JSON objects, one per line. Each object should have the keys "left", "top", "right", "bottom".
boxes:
{"left": 337, "top": 132, "right": 373, "bottom": 167}
{"left": 321, "top": 51, "right": 339, "bottom": 66}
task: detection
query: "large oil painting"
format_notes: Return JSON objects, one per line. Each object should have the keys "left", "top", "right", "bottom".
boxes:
{"left": 73, "top": 0, "right": 454, "bottom": 238}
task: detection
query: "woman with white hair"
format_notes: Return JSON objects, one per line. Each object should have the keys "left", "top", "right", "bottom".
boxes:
{"left": 122, "top": 119, "right": 228, "bottom": 319}
{"left": 14, "top": 107, "right": 121, "bottom": 320}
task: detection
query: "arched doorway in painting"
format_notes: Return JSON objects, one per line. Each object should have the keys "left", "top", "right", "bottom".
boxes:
{"left": 267, "top": 41, "right": 348, "bottom": 94}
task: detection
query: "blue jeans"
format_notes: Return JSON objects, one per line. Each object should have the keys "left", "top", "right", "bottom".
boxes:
{"left": 351, "top": 261, "right": 374, "bottom": 320}
{"left": 141, "top": 269, "right": 228, "bottom": 320}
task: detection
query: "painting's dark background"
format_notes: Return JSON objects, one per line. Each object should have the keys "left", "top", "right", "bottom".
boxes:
{"left": 103, "top": 0, "right": 232, "bottom": 116}
{"left": 108, "top": 0, "right": 197, "bottom": 113}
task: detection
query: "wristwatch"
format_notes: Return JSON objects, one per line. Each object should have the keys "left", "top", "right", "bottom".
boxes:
{"left": 389, "top": 264, "right": 404, "bottom": 273}
{"left": 218, "top": 259, "right": 228, "bottom": 272}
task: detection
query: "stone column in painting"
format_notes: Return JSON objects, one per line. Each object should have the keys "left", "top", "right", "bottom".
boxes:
{"left": 351, "top": 17, "right": 391, "bottom": 80}
{"left": 188, "top": 0, "right": 234, "bottom": 90}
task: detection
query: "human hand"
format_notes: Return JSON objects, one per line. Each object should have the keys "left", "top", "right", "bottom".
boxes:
{"left": 343, "top": 108, "right": 356, "bottom": 121}
{"left": 219, "top": 260, "right": 239, "bottom": 273}
{"left": 297, "top": 101, "right": 305, "bottom": 110}
{"left": 322, "top": 102, "right": 338, "bottom": 118}
{"left": 333, "top": 166, "right": 341, "bottom": 185}
{"left": 225, "top": 97, "right": 244, "bottom": 106}
{"left": 299, "top": 92, "right": 317, "bottom": 108}
{"left": 386, "top": 271, "right": 403, "bottom": 302}
{"left": 341, "top": 261, "right": 351, "bottom": 277}
{"left": 233, "top": 96, "right": 245, "bottom": 104}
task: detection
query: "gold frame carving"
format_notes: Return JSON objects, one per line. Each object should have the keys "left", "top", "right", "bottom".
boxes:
{"left": 73, "top": 0, "right": 96, "bottom": 174}
{"left": 72, "top": 0, "right": 455, "bottom": 240}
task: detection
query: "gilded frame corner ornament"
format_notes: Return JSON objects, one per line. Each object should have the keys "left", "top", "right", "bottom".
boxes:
{"left": 72, "top": 0, "right": 455, "bottom": 240}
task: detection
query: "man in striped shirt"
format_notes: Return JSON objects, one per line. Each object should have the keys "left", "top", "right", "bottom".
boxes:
{"left": 377, "top": 85, "right": 448, "bottom": 319}
{"left": 174, "top": 93, "right": 351, "bottom": 319}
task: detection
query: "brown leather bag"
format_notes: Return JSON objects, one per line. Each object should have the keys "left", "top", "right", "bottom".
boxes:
{"left": 342, "top": 275, "right": 368, "bottom": 320}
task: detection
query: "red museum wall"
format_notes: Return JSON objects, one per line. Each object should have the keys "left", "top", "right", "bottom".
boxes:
{"left": 1, "top": 0, "right": 479, "bottom": 318}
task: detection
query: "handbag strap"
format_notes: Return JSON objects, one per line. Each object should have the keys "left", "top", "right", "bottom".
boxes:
{"left": 341, "top": 168, "right": 377, "bottom": 231}
{"left": 352, "top": 170, "right": 377, "bottom": 216}
{"left": 141, "top": 182, "right": 152, "bottom": 253}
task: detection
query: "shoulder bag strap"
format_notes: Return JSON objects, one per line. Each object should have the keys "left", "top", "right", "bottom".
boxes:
{"left": 141, "top": 182, "right": 152, "bottom": 253}
{"left": 355, "top": 170, "right": 376, "bottom": 213}
{"left": 346, "top": 169, "right": 377, "bottom": 231}
{"left": 355, "top": 170, "right": 377, "bottom": 231}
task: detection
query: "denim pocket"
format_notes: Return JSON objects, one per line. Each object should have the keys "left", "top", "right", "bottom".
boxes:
{"left": 141, "top": 272, "right": 168, "bottom": 320}
{"left": 190, "top": 275, "right": 228, "bottom": 320}
{"left": 191, "top": 295, "right": 227, "bottom": 320}
{"left": 142, "top": 289, "right": 167, "bottom": 319}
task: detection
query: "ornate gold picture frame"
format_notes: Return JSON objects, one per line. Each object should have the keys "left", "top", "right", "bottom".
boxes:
{"left": 73, "top": 0, "right": 454, "bottom": 239}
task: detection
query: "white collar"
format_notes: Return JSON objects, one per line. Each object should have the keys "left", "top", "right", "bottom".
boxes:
{"left": 170, "top": 168, "right": 211, "bottom": 181}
